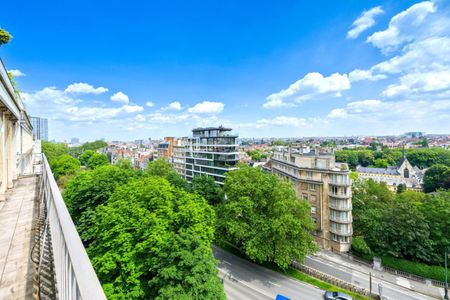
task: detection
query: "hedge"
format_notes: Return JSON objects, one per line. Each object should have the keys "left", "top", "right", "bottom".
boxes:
{"left": 381, "top": 256, "right": 446, "bottom": 282}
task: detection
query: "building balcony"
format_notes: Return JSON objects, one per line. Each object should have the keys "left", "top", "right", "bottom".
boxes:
{"left": 329, "top": 202, "right": 352, "bottom": 211}
{"left": 330, "top": 227, "right": 353, "bottom": 236}
{"left": 328, "top": 192, "right": 351, "bottom": 199}
{"left": 329, "top": 180, "right": 352, "bottom": 187}
{"left": 329, "top": 215, "right": 353, "bottom": 224}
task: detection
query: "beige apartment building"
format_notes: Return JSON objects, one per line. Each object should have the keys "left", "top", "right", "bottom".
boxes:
{"left": 271, "top": 147, "right": 353, "bottom": 253}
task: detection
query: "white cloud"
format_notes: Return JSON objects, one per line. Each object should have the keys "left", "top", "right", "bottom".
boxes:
{"left": 347, "top": 6, "right": 384, "bottom": 39}
{"left": 346, "top": 99, "right": 382, "bottom": 112}
{"left": 135, "top": 114, "right": 146, "bottom": 121}
{"left": 21, "top": 86, "right": 142, "bottom": 123}
{"left": 8, "top": 69, "right": 26, "bottom": 77}
{"left": 328, "top": 108, "right": 348, "bottom": 119}
{"left": 348, "top": 69, "right": 387, "bottom": 82}
{"left": 367, "top": 1, "right": 436, "bottom": 53}
{"left": 64, "top": 82, "right": 108, "bottom": 94}
{"left": 257, "top": 116, "right": 307, "bottom": 128}
{"left": 187, "top": 101, "right": 224, "bottom": 114}
{"left": 159, "top": 101, "right": 182, "bottom": 111}
{"left": 145, "top": 101, "right": 154, "bottom": 108}
{"left": 110, "top": 91, "right": 129, "bottom": 104}
{"left": 264, "top": 72, "right": 351, "bottom": 108}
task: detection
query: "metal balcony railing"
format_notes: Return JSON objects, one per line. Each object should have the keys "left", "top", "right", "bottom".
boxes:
{"left": 38, "top": 154, "right": 106, "bottom": 300}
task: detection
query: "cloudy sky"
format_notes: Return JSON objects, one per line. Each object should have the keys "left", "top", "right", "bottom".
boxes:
{"left": 2, "top": 0, "right": 450, "bottom": 141}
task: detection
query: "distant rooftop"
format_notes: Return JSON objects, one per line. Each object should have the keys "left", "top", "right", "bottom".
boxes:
{"left": 192, "top": 126, "right": 232, "bottom": 132}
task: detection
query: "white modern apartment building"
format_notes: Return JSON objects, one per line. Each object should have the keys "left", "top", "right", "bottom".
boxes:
{"left": 174, "top": 126, "right": 238, "bottom": 185}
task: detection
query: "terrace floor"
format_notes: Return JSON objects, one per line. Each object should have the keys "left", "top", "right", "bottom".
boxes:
{"left": 0, "top": 176, "right": 38, "bottom": 300}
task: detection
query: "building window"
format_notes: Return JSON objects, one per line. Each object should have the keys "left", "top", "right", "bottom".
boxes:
{"left": 306, "top": 171, "right": 313, "bottom": 179}
{"left": 309, "top": 183, "right": 316, "bottom": 191}
{"left": 311, "top": 206, "right": 317, "bottom": 214}
{"left": 331, "top": 233, "right": 339, "bottom": 242}
{"left": 310, "top": 195, "right": 317, "bottom": 202}
{"left": 302, "top": 194, "right": 308, "bottom": 201}
{"left": 312, "top": 217, "right": 317, "bottom": 224}
{"left": 404, "top": 168, "right": 409, "bottom": 178}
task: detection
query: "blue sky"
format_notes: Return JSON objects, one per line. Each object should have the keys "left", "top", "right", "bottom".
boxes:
{"left": 1, "top": 0, "right": 450, "bottom": 141}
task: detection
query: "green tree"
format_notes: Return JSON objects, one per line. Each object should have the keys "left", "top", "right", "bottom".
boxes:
{"left": 63, "top": 165, "right": 137, "bottom": 226}
{"left": 420, "top": 191, "right": 450, "bottom": 263}
{"left": 50, "top": 154, "right": 80, "bottom": 180}
{"left": 272, "top": 139, "right": 285, "bottom": 146}
{"left": 373, "top": 158, "right": 389, "bottom": 168}
{"left": 423, "top": 164, "right": 450, "bottom": 193}
{"left": 351, "top": 236, "right": 372, "bottom": 256}
{"left": 396, "top": 183, "right": 406, "bottom": 194}
{"left": 217, "top": 166, "right": 317, "bottom": 269}
{"left": 147, "top": 159, "right": 172, "bottom": 177}
{"left": 191, "top": 175, "right": 224, "bottom": 205}
{"left": 115, "top": 158, "right": 133, "bottom": 169}
{"left": 0, "top": 28, "right": 12, "bottom": 46}
{"left": 42, "top": 140, "right": 69, "bottom": 164}
{"left": 87, "top": 177, "right": 225, "bottom": 300}
{"left": 79, "top": 150, "right": 95, "bottom": 166}
{"left": 86, "top": 152, "right": 109, "bottom": 169}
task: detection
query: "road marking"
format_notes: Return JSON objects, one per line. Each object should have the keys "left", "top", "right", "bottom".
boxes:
{"left": 268, "top": 281, "right": 280, "bottom": 287}
{"left": 222, "top": 260, "right": 232, "bottom": 266}
{"left": 218, "top": 268, "right": 275, "bottom": 299}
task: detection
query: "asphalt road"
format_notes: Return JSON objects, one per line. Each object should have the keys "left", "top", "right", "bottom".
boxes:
{"left": 213, "top": 246, "right": 325, "bottom": 300}
{"left": 304, "top": 255, "right": 438, "bottom": 300}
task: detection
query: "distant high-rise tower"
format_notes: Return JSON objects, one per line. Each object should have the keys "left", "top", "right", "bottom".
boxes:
{"left": 30, "top": 116, "right": 48, "bottom": 141}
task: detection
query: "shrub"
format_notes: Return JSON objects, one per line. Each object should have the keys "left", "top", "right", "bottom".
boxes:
{"left": 381, "top": 256, "right": 445, "bottom": 282}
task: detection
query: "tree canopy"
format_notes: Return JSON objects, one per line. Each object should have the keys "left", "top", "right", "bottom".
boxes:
{"left": 86, "top": 152, "right": 109, "bottom": 169}
{"left": 352, "top": 179, "right": 449, "bottom": 265}
{"left": 423, "top": 164, "right": 450, "bottom": 193}
{"left": 87, "top": 177, "right": 225, "bottom": 300}
{"left": 50, "top": 154, "right": 80, "bottom": 180}
{"left": 216, "top": 166, "right": 317, "bottom": 269}
{"left": 190, "top": 175, "right": 224, "bottom": 206}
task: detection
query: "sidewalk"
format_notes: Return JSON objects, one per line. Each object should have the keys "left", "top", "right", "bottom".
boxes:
{"left": 307, "top": 250, "right": 444, "bottom": 299}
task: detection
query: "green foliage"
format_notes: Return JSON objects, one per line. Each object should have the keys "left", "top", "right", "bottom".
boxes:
{"left": 336, "top": 147, "right": 450, "bottom": 170}
{"left": 381, "top": 256, "right": 445, "bottom": 281}
{"left": 272, "top": 139, "right": 285, "bottom": 146}
{"left": 352, "top": 179, "right": 448, "bottom": 266}
{"left": 87, "top": 177, "right": 225, "bottom": 300}
{"left": 63, "top": 165, "right": 137, "bottom": 228}
{"left": 146, "top": 159, "right": 172, "bottom": 177}
{"left": 115, "top": 158, "right": 133, "bottom": 169}
{"left": 191, "top": 175, "right": 224, "bottom": 205}
{"left": 86, "top": 152, "right": 109, "bottom": 169}
{"left": 79, "top": 150, "right": 95, "bottom": 166}
{"left": 69, "top": 140, "right": 108, "bottom": 158}
{"left": 146, "top": 159, "right": 189, "bottom": 190}
{"left": 419, "top": 190, "right": 450, "bottom": 264}
{"left": 351, "top": 236, "right": 372, "bottom": 256}
{"left": 373, "top": 158, "right": 389, "bottom": 168}
{"left": 42, "top": 140, "right": 69, "bottom": 164}
{"left": 50, "top": 154, "right": 80, "bottom": 180}
{"left": 216, "top": 166, "right": 317, "bottom": 269}
{"left": 396, "top": 183, "right": 406, "bottom": 193}
{"left": 423, "top": 164, "right": 450, "bottom": 193}
{"left": 0, "top": 28, "right": 12, "bottom": 46}
{"left": 246, "top": 150, "right": 268, "bottom": 161}
{"left": 7, "top": 72, "right": 19, "bottom": 93}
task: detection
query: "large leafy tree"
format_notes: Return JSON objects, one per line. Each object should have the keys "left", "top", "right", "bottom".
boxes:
{"left": 86, "top": 152, "right": 109, "bottom": 169}
{"left": 79, "top": 150, "right": 95, "bottom": 166}
{"left": 419, "top": 191, "right": 450, "bottom": 263}
{"left": 423, "top": 164, "right": 450, "bottom": 193}
{"left": 146, "top": 159, "right": 189, "bottom": 190}
{"left": 42, "top": 140, "right": 69, "bottom": 164}
{"left": 217, "top": 166, "right": 317, "bottom": 269}
{"left": 191, "top": 175, "right": 224, "bottom": 205}
{"left": 87, "top": 177, "right": 225, "bottom": 300}
{"left": 50, "top": 154, "right": 80, "bottom": 180}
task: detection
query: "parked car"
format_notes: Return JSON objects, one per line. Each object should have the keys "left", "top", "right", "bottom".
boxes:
{"left": 275, "top": 294, "right": 290, "bottom": 300}
{"left": 324, "top": 291, "right": 352, "bottom": 300}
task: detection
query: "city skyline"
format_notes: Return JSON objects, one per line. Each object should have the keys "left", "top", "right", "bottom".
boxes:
{"left": 2, "top": 0, "right": 450, "bottom": 140}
